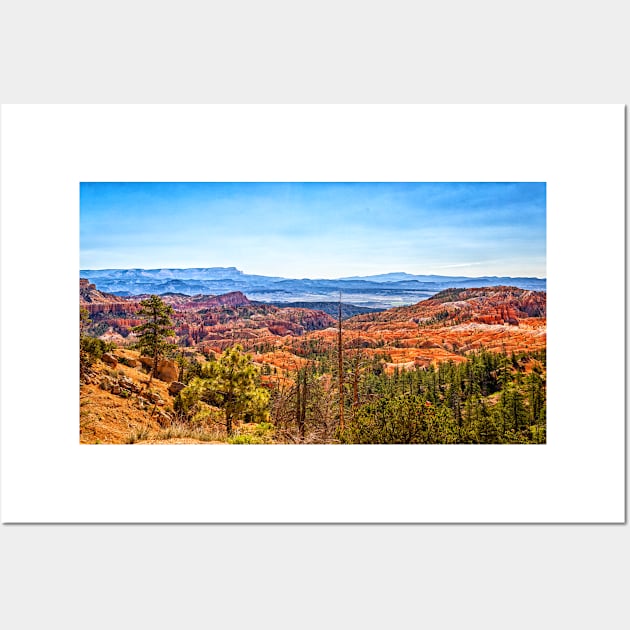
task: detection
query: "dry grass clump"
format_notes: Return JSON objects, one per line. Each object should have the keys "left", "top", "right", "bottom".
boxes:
{"left": 122, "top": 420, "right": 227, "bottom": 444}
{"left": 150, "top": 421, "right": 226, "bottom": 443}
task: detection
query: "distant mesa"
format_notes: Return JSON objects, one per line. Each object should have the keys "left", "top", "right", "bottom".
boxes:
{"left": 205, "top": 291, "right": 251, "bottom": 308}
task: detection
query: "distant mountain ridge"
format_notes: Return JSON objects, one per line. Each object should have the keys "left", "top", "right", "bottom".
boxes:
{"left": 80, "top": 267, "right": 546, "bottom": 308}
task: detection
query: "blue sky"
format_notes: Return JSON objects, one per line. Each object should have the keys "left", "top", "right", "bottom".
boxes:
{"left": 80, "top": 182, "right": 546, "bottom": 278}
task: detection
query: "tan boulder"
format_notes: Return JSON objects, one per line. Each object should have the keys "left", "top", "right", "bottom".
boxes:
{"left": 168, "top": 381, "right": 186, "bottom": 396}
{"left": 102, "top": 352, "right": 117, "bottom": 367}
{"left": 145, "top": 391, "right": 165, "bottom": 406}
{"left": 137, "top": 356, "right": 178, "bottom": 381}
{"left": 157, "top": 359, "right": 179, "bottom": 382}
{"left": 116, "top": 355, "right": 142, "bottom": 368}
{"left": 118, "top": 375, "right": 141, "bottom": 393}
{"left": 119, "top": 375, "right": 133, "bottom": 387}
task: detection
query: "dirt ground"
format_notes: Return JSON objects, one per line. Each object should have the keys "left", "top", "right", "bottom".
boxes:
{"left": 79, "top": 349, "right": 210, "bottom": 444}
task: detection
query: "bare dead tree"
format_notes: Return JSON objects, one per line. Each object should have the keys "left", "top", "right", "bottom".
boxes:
{"left": 350, "top": 329, "right": 369, "bottom": 420}
{"left": 337, "top": 292, "right": 345, "bottom": 432}
{"left": 296, "top": 367, "right": 308, "bottom": 442}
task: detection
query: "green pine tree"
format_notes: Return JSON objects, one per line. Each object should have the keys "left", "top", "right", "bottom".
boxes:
{"left": 132, "top": 295, "right": 176, "bottom": 383}
{"left": 180, "top": 345, "right": 270, "bottom": 436}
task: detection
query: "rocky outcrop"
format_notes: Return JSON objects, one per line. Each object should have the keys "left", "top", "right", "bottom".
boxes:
{"left": 99, "top": 373, "right": 142, "bottom": 395}
{"left": 138, "top": 356, "right": 179, "bottom": 382}
{"left": 102, "top": 352, "right": 118, "bottom": 367}
{"left": 157, "top": 359, "right": 179, "bottom": 382}
{"left": 168, "top": 381, "right": 186, "bottom": 395}
{"left": 118, "top": 375, "right": 140, "bottom": 392}
{"left": 282, "top": 308, "right": 336, "bottom": 331}
{"left": 98, "top": 370, "right": 170, "bottom": 408}
{"left": 80, "top": 278, "right": 136, "bottom": 315}
{"left": 206, "top": 291, "right": 251, "bottom": 308}
{"left": 146, "top": 391, "right": 165, "bottom": 405}
{"left": 116, "top": 355, "right": 141, "bottom": 368}
{"left": 268, "top": 324, "right": 293, "bottom": 336}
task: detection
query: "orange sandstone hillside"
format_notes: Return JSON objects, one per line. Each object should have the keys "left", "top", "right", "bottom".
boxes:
{"left": 297, "top": 287, "right": 546, "bottom": 371}
{"left": 81, "top": 280, "right": 545, "bottom": 375}
{"left": 80, "top": 279, "right": 336, "bottom": 349}
{"left": 80, "top": 278, "right": 137, "bottom": 315}
{"left": 80, "top": 347, "right": 229, "bottom": 444}
{"left": 349, "top": 286, "right": 545, "bottom": 326}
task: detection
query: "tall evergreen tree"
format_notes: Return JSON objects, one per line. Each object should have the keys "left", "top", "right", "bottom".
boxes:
{"left": 295, "top": 366, "right": 309, "bottom": 441}
{"left": 133, "top": 295, "right": 176, "bottom": 382}
{"left": 79, "top": 306, "right": 91, "bottom": 380}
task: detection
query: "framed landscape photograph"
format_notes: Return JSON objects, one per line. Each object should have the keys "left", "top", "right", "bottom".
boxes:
{"left": 79, "top": 182, "right": 547, "bottom": 446}
{"left": 1, "top": 104, "right": 624, "bottom": 523}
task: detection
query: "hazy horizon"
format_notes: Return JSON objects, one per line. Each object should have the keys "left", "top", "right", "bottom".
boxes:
{"left": 80, "top": 182, "right": 546, "bottom": 278}
{"left": 79, "top": 265, "right": 546, "bottom": 281}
